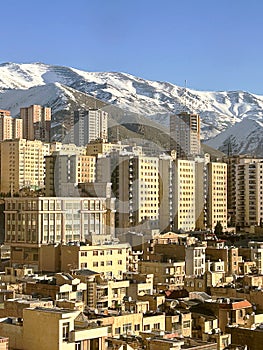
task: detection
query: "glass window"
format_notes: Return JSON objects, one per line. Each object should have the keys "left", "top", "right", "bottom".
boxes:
{"left": 62, "top": 322, "right": 69, "bottom": 341}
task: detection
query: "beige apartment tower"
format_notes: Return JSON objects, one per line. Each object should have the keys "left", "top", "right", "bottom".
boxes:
{"left": 20, "top": 104, "right": 51, "bottom": 142}
{"left": 223, "top": 155, "right": 260, "bottom": 226}
{"left": 0, "top": 109, "right": 23, "bottom": 141}
{"left": 45, "top": 153, "right": 96, "bottom": 196}
{"left": 172, "top": 159, "right": 196, "bottom": 232}
{"left": 207, "top": 162, "right": 227, "bottom": 230}
{"left": 0, "top": 139, "right": 50, "bottom": 194}
{"left": 235, "top": 159, "right": 263, "bottom": 228}
{"left": 110, "top": 153, "right": 160, "bottom": 231}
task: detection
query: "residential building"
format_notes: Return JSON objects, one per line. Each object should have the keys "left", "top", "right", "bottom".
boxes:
{"left": 20, "top": 104, "right": 51, "bottom": 142}
{"left": 172, "top": 159, "right": 196, "bottom": 231}
{"left": 91, "top": 310, "right": 165, "bottom": 337}
{"left": 0, "top": 110, "right": 23, "bottom": 141}
{"left": 86, "top": 139, "right": 127, "bottom": 156}
{"left": 98, "top": 150, "right": 159, "bottom": 231}
{"left": 235, "top": 159, "right": 263, "bottom": 228}
{"left": 24, "top": 273, "right": 87, "bottom": 303}
{"left": 0, "top": 110, "right": 10, "bottom": 117}
{"left": 165, "top": 309, "right": 192, "bottom": 337}
{"left": 0, "top": 139, "right": 50, "bottom": 194}
{"left": 0, "top": 307, "right": 108, "bottom": 350}
{"left": 248, "top": 241, "right": 263, "bottom": 275}
{"left": 45, "top": 153, "right": 96, "bottom": 196}
{"left": 201, "top": 298, "right": 253, "bottom": 332}
{"left": 61, "top": 243, "right": 130, "bottom": 279}
{"left": 124, "top": 272, "right": 154, "bottom": 299}
{"left": 206, "top": 242, "right": 239, "bottom": 276}
{"left": 207, "top": 162, "right": 227, "bottom": 230}
{"left": 50, "top": 142, "right": 86, "bottom": 155}
{"left": 170, "top": 112, "right": 201, "bottom": 158}
{"left": 185, "top": 244, "right": 206, "bottom": 276}
{"left": 138, "top": 260, "right": 185, "bottom": 291}
{"left": 5, "top": 197, "right": 116, "bottom": 270}
{"left": 73, "top": 270, "right": 129, "bottom": 310}
{"left": 223, "top": 154, "right": 260, "bottom": 226}
{"left": 70, "top": 109, "right": 108, "bottom": 146}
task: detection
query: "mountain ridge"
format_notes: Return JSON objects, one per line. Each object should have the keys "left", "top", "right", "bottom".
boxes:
{"left": 0, "top": 62, "right": 263, "bottom": 156}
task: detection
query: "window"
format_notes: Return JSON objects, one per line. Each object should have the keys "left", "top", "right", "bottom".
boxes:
{"left": 123, "top": 323, "right": 132, "bottom": 333}
{"left": 183, "top": 321, "right": 191, "bottom": 328}
{"left": 75, "top": 342, "right": 81, "bottom": 350}
{"left": 62, "top": 322, "right": 70, "bottom": 341}
{"left": 134, "top": 324, "right": 140, "bottom": 331}
{"left": 115, "top": 327, "right": 121, "bottom": 335}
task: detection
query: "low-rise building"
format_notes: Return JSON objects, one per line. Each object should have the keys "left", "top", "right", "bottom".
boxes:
{"left": 61, "top": 243, "right": 130, "bottom": 280}
{"left": 24, "top": 273, "right": 87, "bottom": 303}
{"left": 73, "top": 270, "right": 129, "bottom": 310}
{"left": 124, "top": 272, "right": 154, "bottom": 299}
{"left": 138, "top": 260, "right": 185, "bottom": 291}
{"left": 0, "top": 304, "right": 108, "bottom": 350}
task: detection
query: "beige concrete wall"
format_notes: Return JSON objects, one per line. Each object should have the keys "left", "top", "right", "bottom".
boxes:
{"left": 0, "top": 323, "right": 23, "bottom": 350}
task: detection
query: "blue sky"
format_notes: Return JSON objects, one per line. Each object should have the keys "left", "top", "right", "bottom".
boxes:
{"left": 1, "top": 0, "right": 263, "bottom": 93}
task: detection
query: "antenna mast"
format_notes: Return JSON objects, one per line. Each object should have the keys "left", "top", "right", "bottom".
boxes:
{"left": 184, "top": 79, "right": 187, "bottom": 111}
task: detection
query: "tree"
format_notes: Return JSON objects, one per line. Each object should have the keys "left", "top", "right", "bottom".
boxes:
{"left": 214, "top": 221, "right": 223, "bottom": 235}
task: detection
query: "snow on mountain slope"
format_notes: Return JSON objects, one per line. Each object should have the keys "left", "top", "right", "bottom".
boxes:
{"left": 0, "top": 83, "right": 76, "bottom": 116}
{"left": 205, "top": 116, "right": 263, "bottom": 155}
{"left": 0, "top": 62, "right": 263, "bottom": 154}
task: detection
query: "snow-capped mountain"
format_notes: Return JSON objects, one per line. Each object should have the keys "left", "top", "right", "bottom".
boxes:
{"left": 0, "top": 62, "right": 263, "bottom": 155}
{"left": 205, "top": 117, "right": 263, "bottom": 156}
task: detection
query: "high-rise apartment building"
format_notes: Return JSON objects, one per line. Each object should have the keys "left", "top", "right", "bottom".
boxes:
{"left": 70, "top": 109, "right": 108, "bottom": 146}
{"left": 0, "top": 110, "right": 10, "bottom": 117}
{"left": 45, "top": 153, "right": 96, "bottom": 196}
{"left": 0, "top": 109, "right": 23, "bottom": 141}
{"left": 0, "top": 139, "right": 50, "bottom": 194}
{"left": 20, "top": 105, "right": 51, "bottom": 142}
{"left": 224, "top": 155, "right": 263, "bottom": 227}
{"left": 172, "top": 159, "right": 196, "bottom": 232}
{"left": 170, "top": 112, "right": 201, "bottom": 158}
{"left": 235, "top": 159, "right": 263, "bottom": 228}
{"left": 207, "top": 162, "right": 227, "bottom": 230}
{"left": 97, "top": 150, "right": 159, "bottom": 231}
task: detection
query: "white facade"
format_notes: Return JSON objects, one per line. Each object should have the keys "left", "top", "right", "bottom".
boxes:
{"left": 185, "top": 245, "right": 206, "bottom": 276}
